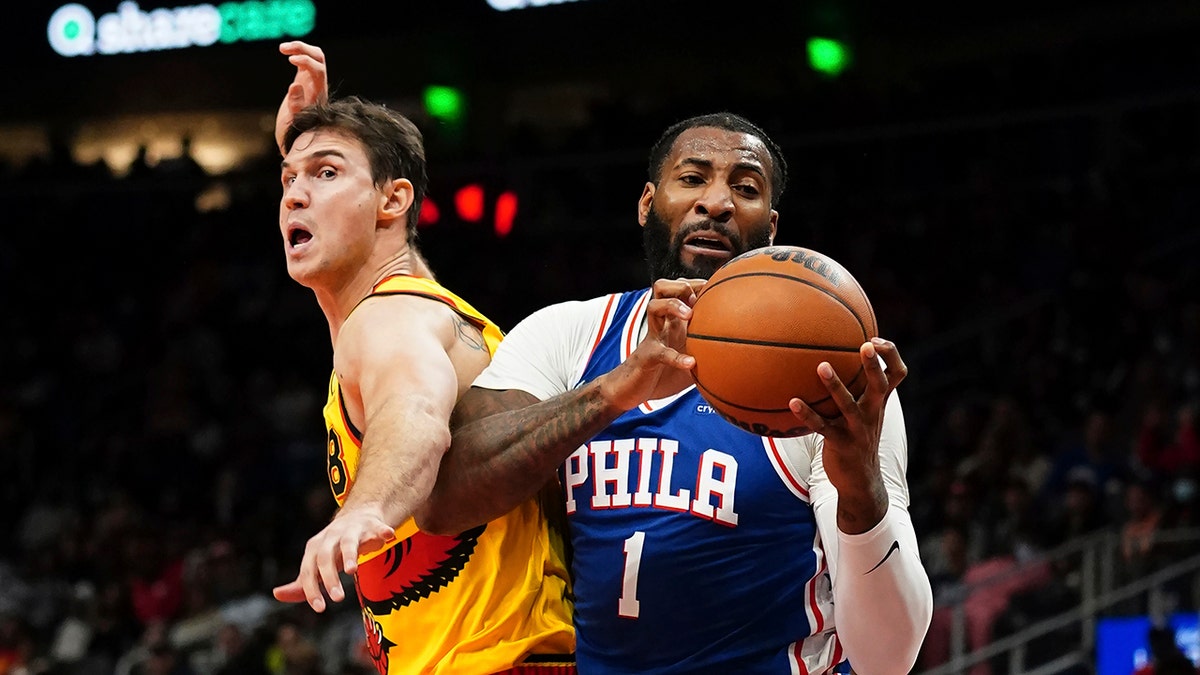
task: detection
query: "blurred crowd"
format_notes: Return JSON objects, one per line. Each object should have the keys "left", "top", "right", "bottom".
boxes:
{"left": 1, "top": 88, "right": 1198, "bottom": 675}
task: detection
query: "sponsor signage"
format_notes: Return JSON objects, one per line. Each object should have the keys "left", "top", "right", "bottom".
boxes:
{"left": 47, "top": 0, "right": 315, "bottom": 57}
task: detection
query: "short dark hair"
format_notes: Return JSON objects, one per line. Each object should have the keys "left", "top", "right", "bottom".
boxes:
{"left": 284, "top": 96, "right": 428, "bottom": 237}
{"left": 647, "top": 112, "right": 788, "bottom": 208}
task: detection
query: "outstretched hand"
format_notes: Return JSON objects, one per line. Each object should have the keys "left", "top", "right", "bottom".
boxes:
{"left": 788, "top": 337, "right": 908, "bottom": 533}
{"left": 272, "top": 508, "right": 395, "bottom": 612}
{"left": 275, "top": 41, "right": 330, "bottom": 155}
{"left": 598, "top": 278, "right": 705, "bottom": 411}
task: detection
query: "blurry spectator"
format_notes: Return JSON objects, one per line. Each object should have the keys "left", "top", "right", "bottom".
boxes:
{"left": 1133, "top": 626, "right": 1200, "bottom": 675}
{"left": 1119, "top": 480, "right": 1166, "bottom": 580}
{"left": 986, "top": 477, "right": 1048, "bottom": 561}
{"left": 0, "top": 615, "right": 34, "bottom": 675}
{"left": 1007, "top": 439, "right": 1054, "bottom": 508}
{"left": 133, "top": 638, "right": 197, "bottom": 675}
{"left": 925, "top": 399, "right": 983, "bottom": 470}
{"left": 85, "top": 580, "right": 140, "bottom": 670}
{"left": 1139, "top": 403, "right": 1200, "bottom": 476}
{"left": 127, "top": 144, "right": 156, "bottom": 181}
{"left": 1042, "top": 409, "right": 1128, "bottom": 508}
{"left": 19, "top": 543, "right": 75, "bottom": 640}
{"left": 1044, "top": 466, "right": 1109, "bottom": 598}
{"left": 265, "top": 621, "right": 323, "bottom": 675}
{"left": 126, "top": 527, "right": 186, "bottom": 629}
{"left": 957, "top": 396, "right": 1033, "bottom": 492}
{"left": 116, "top": 621, "right": 172, "bottom": 675}
{"left": 919, "top": 529, "right": 1054, "bottom": 675}
{"left": 926, "top": 527, "right": 970, "bottom": 605}
{"left": 156, "top": 136, "right": 207, "bottom": 181}
{"left": 47, "top": 582, "right": 99, "bottom": 671}
{"left": 1046, "top": 466, "right": 1108, "bottom": 544}
{"left": 939, "top": 479, "right": 991, "bottom": 564}
{"left": 1137, "top": 402, "right": 1176, "bottom": 474}
{"left": 911, "top": 458, "right": 957, "bottom": 539}
{"left": 1164, "top": 477, "right": 1199, "bottom": 530}
{"left": 190, "top": 622, "right": 269, "bottom": 675}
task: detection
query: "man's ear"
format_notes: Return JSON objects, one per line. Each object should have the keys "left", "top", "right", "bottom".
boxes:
{"left": 637, "top": 182, "right": 655, "bottom": 227}
{"left": 380, "top": 178, "right": 415, "bottom": 224}
{"left": 768, "top": 209, "right": 779, "bottom": 243}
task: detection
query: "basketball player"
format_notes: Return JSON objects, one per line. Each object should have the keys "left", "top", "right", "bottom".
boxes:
{"left": 273, "top": 41, "right": 930, "bottom": 673}
{"left": 269, "top": 93, "right": 574, "bottom": 673}
{"left": 422, "top": 115, "right": 934, "bottom": 673}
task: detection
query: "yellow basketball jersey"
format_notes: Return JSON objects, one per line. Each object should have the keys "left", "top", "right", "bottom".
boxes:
{"left": 322, "top": 275, "right": 574, "bottom": 675}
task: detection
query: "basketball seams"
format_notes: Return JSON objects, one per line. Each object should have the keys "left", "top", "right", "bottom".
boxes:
{"left": 687, "top": 334, "right": 864, "bottom": 352}
{"left": 695, "top": 366, "right": 865, "bottom": 414}
{"left": 695, "top": 379, "right": 793, "bottom": 414}
{"left": 692, "top": 272, "right": 871, "bottom": 343}
{"left": 704, "top": 270, "right": 864, "bottom": 302}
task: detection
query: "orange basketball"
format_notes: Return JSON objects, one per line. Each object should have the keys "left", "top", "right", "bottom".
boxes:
{"left": 685, "top": 245, "right": 878, "bottom": 437}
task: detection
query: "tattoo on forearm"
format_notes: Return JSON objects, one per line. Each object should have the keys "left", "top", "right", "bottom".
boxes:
{"left": 457, "top": 386, "right": 613, "bottom": 472}
{"left": 453, "top": 315, "right": 486, "bottom": 351}
{"left": 836, "top": 481, "right": 889, "bottom": 535}
{"left": 500, "top": 387, "right": 614, "bottom": 473}
{"left": 435, "top": 385, "right": 619, "bottom": 530}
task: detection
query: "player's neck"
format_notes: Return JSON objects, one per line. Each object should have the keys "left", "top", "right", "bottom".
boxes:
{"left": 315, "top": 245, "right": 435, "bottom": 343}
{"left": 371, "top": 244, "right": 436, "bottom": 289}
{"left": 391, "top": 246, "right": 435, "bottom": 282}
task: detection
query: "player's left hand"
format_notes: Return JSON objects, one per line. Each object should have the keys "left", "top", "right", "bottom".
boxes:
{"left": 274, "top": 41, "right": 330, "bottom": 155}
{"left": 272, "top": 508, "right": 395, "bottom": 612}
{"left": 787, "top": 337, "right": 907, "bottom": 532}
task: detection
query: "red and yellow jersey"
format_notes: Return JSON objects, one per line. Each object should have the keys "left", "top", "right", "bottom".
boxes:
{"left": 322, "top": 275, "right": 574, "bottom": 675}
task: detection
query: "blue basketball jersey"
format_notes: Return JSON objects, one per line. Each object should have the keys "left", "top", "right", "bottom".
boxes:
{"left": 563, "top": 289, "right": 846, "bottom": 675}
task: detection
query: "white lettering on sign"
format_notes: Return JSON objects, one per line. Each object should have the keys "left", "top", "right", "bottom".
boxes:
{"left": 48, "top": 0, "right": 315, "bottom": 57}
{"left": 487, "top": 0, "right": 589, "bottom": 10}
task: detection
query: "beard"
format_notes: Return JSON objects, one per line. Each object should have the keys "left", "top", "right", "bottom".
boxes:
{"left": 641, "top": 204, "right": 773, "bottom": 282}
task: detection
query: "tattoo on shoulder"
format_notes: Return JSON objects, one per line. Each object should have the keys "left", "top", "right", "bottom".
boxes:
{"left": 453, "top": 315, "right": 487, "bottom": 351}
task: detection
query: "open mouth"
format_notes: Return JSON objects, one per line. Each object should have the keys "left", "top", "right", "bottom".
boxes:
{"left": 288, "top": 226, "right": 312, "bottom": 249}
{"left": 682, "top": 231, "right": 732, "bottom": 255}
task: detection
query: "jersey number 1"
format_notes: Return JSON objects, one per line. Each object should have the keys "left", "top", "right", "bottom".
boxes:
{"left": 619, "top": 531, "right": 645, "bottom": 618}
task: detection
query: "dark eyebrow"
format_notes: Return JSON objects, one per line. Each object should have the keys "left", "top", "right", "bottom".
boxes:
{"left": 678, "top": 157, "right": 713, "bottom": 172}
{"left": 677, "top": 157, "right": 767, "bottom": 181}
{"left": 281, "top": 149, "right": 348, "bottom": 171}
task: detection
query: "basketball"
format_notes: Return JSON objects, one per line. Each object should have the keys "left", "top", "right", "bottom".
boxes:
{"left": 685, "top": 245, "right": 878, "bottom": 437}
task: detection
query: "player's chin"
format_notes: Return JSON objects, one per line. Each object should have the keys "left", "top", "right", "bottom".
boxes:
{"left": 285, "top": 261, "right": 322, "bottom": 288}
{"left": 680, "top": 255, "right": 728, "bottom": 280}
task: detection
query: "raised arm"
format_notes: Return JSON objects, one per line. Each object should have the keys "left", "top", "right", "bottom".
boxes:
{"left": 790, "top": 338, "right": 909, "bottom": 532}
{"left": 804, "top": 339, "right": 933, "bottom": 673}
{"left": 273, "top": 296, "right": 471, "bottom": 612}
{"left": 274, "top": 41, "right": 329, "bottom": 155}
{"left": 415, "top": 279, "right": 704, "bottom": 535}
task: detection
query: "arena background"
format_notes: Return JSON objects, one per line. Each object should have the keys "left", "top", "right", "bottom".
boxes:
{"left": 1, "top": 1, "right": 1199, "bottom": 673}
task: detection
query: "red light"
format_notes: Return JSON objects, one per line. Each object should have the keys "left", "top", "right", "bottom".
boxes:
{"left": 418, "top": 197, "right": 440, "bottom": 226}
{"left": 494, "top": 191, "right": 518, "bottom": 237}
{"left": 455, "top": 184, "right": 485, "bottom": 222}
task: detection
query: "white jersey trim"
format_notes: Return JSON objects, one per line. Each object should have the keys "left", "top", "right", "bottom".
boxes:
{"left": 619, "top": 289, "right": 650, "bottom": 361}
{"left": 586, "top": 294, "right": 621, "bottom": 363}
{"left": 472, "top": 294, "right": 615, "bottom": 400}
{"left": 786, "top": 627, "right": 842, "bottom": 675}
{"left": 765, "top": 437, "right": 811, "bottom": 502}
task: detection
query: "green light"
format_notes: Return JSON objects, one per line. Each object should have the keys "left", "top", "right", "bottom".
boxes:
{"left": 807, "top": 37, "right": 849, "bottom": 77}
{"left": 63, "top": 20, "right": 80, "bottom": 39}
{"left": 424, "top": 86, "right": 465, "bottom": 123}
{"left": 219, "top": 0, "right": 316, "bottom": 44}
